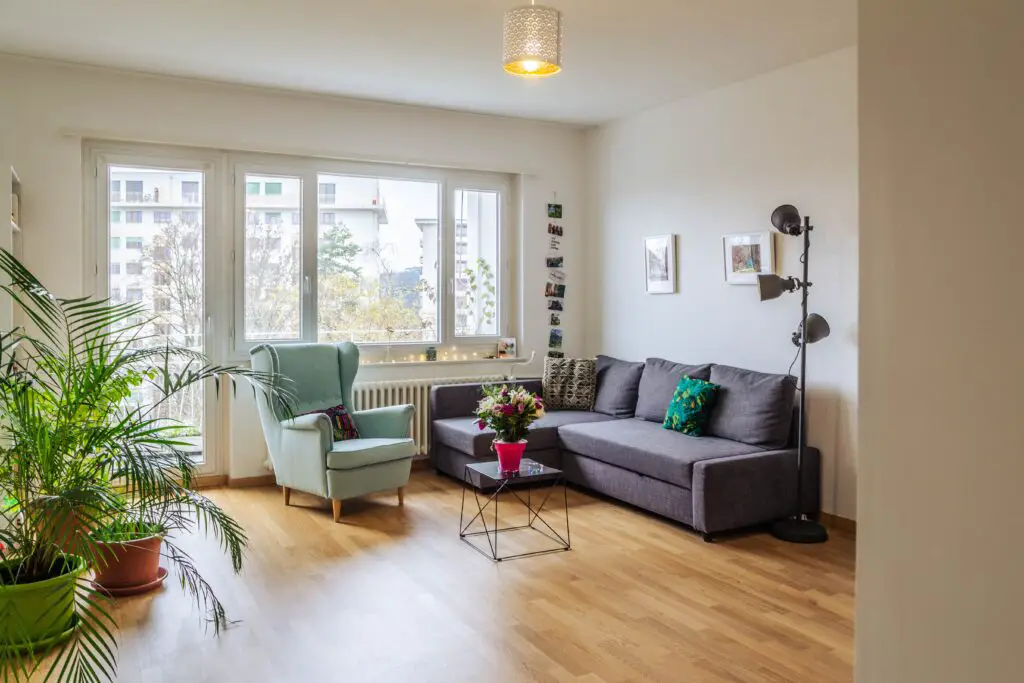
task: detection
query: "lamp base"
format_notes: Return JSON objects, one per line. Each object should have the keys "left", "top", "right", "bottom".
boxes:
{"left": 771, "top": 517, "right": 829, "bottom": 544}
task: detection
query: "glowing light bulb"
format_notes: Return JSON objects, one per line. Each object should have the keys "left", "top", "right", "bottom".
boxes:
{"left": 520, "top": 60, "right": 541, "bottom": 73}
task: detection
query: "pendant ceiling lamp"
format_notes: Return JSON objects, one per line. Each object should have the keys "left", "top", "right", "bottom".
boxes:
{"left": 503, "top": 1, "right": 563, "bottom": 78}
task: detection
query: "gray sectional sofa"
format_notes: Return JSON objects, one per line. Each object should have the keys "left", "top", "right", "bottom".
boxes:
{"left": 429, "top": 356, "right": 820, "bottom": 539}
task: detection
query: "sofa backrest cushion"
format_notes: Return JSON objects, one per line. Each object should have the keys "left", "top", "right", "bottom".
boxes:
{"left": 706, "top": 364, "right": 797, "bottom": 449}
{"left": 543, "top": 357, "right": 598, "bottom": 411}
{"left": 635, "top": 358, "right": 713, "bottom": 423}
{"left": 593, "top": 355, "right": 646, "bottom": 417}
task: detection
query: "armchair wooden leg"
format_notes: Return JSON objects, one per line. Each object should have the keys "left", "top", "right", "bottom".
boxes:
{"left": 398, "top": 486, "right": 405, "bottom": 506}
{"left": 332, "top": 499, "right": 342, "bottom": 523}
{"left": 283, "top": 486, "right": 291, "bottom": 507}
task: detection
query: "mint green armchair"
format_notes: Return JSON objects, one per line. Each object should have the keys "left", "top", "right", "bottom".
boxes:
{"left": 250, "top": 342, "right": 415, "bottom": 521}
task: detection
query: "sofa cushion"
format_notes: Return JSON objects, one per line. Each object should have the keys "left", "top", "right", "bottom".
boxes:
{"left": 326, "top": 438, "right": 415, "bottom": 470}
{"left": 593, "top": 355, "right": 646, "bottom": 418}
{"left": 434, "top": 411, "right": 616, "bottom": 458}
{"left": 663, "top": 376, "right": 720, "bottom": 436}
{"left": 558, "top": 419, "right": 757, "bottom": 489}
{"left": 706, "top": 365, "right": 797, "bottom": 449}
{"left": 635, "top": 358, "right": 714, "bottom": 423}
{"left": 543, "top": 358, "right": 598, "bottom": 411}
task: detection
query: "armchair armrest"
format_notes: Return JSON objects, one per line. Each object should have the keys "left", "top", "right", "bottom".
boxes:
{"left": 353, "top": 405, "right": 415, "bottom": 439}
{"left": 282, "top": 413, "right": 333, "bottom": 454}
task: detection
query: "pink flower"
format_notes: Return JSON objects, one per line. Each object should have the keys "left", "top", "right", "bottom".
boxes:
{"left": 476, "top": 420, "right": 486, "bottom": 431}
{"left": 518, "top": 404, "right": 525, "bottom": 413}
{"left": 501, "top": 404, "right": 515, "bottom": 415}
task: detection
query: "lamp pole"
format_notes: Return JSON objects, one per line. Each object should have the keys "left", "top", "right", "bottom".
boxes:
{"left": 771, "top": 213, "right": 829, "bottom": 543}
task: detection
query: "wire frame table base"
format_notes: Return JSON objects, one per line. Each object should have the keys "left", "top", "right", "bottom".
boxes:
{"left": 459, "top": 461, "right": 571, "bottom": 562}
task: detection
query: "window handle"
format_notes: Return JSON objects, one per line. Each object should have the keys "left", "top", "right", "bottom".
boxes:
{"left": 304, "top": 275, "right": 311, "bottom": 295}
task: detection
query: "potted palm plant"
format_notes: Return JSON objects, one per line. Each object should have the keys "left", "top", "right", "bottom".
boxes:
{"left": 0, "top": 249, "right": 286, "bottom": 682}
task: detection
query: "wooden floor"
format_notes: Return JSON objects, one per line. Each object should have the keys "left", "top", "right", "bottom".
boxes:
{"left": 90, "top": 471, "right": 854, "bottom": 682}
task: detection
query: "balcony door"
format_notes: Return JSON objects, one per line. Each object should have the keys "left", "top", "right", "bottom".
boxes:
{"left": 95, "top": 155, "right": 222, "bottom": 475}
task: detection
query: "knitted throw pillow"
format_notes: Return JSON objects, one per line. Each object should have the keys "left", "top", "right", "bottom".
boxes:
{"left": 543, "top": 357, "right": 597, "bottom": 411}
{"left": 663, "top": 376, "right": 720, "bottom": 436}
{"left": 304, "top": 404, "right": 360, "bottom": 441}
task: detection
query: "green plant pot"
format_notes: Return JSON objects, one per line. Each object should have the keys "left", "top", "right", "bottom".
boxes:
{"left": 0, "top": 555, "right": 86, "bottom": 654}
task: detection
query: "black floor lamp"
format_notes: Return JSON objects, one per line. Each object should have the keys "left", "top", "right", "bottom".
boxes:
{"left": 756, "top": 204, "right": 830, "bottom": 544}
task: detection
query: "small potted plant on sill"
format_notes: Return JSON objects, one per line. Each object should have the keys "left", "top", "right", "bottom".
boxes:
{"left": 474, "top": 384, "right": 545, "bottom": 474}
{"left": 0, "top": 248, "right": 286, "bottom": 683}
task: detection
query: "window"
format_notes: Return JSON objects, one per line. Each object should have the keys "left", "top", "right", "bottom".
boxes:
{"left": 154, "top": 298, "right": 171, "bottom": 312}
{"left": 126, "top": 211, "right": 143, "bottom": 224}
{"left": 126, "top": 287, "right": 144, "bottom": 302}
{"left": 265, "top": 182, "right": 283, "bottom": 196}
{"left": 126, "top": 262, "right": 143, "bottom": 275}
{"left": 179, "top": 210, "right": 199, "bottom": 224}
{"left": 243, "top": 174, "right": 302, "bottom": 341}
{"left": 111, "top": 210, "right": 122, "bottom": 223}
{"left": 182, "top": 180, "right": 200, "bottom": 204}
{"left": 154, "top": 272, "right": 170, "bottom": 286}
{"left": 154, "top": 210, "right": 172, "bottom": 223}
{"left": 126, "top": 237, "right": 143, "bottom": 249}
{"left": 318, "top": 183, "right": 336, "bottom": 204}
{"left": 236, "top": 162, "right": 505, "bottom": 351}
{"left": 454, "top": 189, "right": 500, "bottom": 337}
{"left": 110, "top": 237, "right": 122, "bottom": 249}
{"left": 126, "top": 180, "right": 143, "bottom": 202}
{"left": 110, "top": 263, "right": 121, "bottom": 275}
{"left": 110, "top": 180, "right": 122, "bottom": 202}
{"left": 109, "top": 288, "right": 122, "bottom": 302}
{"left": 315, "top": 173, "right": 438, "bottom": 344}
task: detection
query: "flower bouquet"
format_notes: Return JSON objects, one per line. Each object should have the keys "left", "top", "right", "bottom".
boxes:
{"left": 474, "top": 384, "right": 545, "bottom": 473}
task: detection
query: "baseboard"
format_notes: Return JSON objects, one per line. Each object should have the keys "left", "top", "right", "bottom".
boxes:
{"left": 227, "top": 474, "right": 277, "bottom": 488}
{"left": 820, "top": 512, "right": 857, "bottom": 535}
{"left": 194, "top": 474, "right": 228, "bottom": 489}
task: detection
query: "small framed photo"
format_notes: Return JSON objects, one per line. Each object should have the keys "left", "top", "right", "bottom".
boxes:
{"left": 497, "top": 337, "right": 517, "bottom": 358}
{"left": 546, "top": 256, "right": 564, "bottom": 268}
{"left": 547, "top": 299, "right": 563, "bottom": 312}
{"left": 550, "top": 313, "right": 561, "bottom": 326}
{"left": 644, "top": 235, "right": 676, "bottom": 294}
{"left": 547, "top": 204, "right": 563, "bottom": 219}
{"left": 548, "top": 329, "right": 563, "bottom": 349}
{"left": 545, "top": 282, "right": 566, "bottom": 298}
{"left": 723, "top": 232, "right": 775, "bottom": 285}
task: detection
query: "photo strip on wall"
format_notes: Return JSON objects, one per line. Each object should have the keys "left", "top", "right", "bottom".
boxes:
{"left": 546, "top": 203, "right": 565, "bottom": 359}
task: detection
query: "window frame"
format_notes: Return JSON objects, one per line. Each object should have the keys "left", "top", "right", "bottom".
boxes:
{"left": 230, "top": 155, "right": 510, "bottom": 356}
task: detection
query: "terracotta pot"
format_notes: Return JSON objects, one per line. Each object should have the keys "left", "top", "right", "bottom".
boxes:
{"left": 29, "top": 504, "right": 90, "bottom": 556}
{"left": 93, "top": 535, "right": 163, "bottom": 592}
{"left": 494, "top": 439, "right": 527, "bottom": 474}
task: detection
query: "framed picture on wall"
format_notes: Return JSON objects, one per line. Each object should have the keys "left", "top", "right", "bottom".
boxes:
{"left": 722, "top": 232, "right": 775, "bottom": 285}
{"left": 644, "top": 234, "right": 676, "bottom": 294}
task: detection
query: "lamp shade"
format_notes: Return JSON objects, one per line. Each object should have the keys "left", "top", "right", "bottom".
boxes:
{"left": 802, "top": 313, "right": 831, "bottom": 344}
{"left": 503, "top": 4, "right": 562, "bottom": 78}
{"left": 771, "top": 204, "right": 804, "bottom": 235}
{"left": 756, "top": 274, "right": 797, "bottom": 302}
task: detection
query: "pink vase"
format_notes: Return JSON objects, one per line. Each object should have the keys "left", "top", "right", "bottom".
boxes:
{"left": 494, "top": 439, "right": 527, "bottom": 474}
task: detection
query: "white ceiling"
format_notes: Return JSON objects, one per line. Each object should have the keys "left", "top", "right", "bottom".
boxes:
{"left": 0, "top": 0, "right": 856, "bottom": 125}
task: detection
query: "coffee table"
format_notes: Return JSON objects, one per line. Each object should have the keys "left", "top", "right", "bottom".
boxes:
{"left": 459, "top": 458, "right": 571, "bottom": 562}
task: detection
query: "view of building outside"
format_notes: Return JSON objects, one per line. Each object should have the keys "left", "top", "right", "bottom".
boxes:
{"left": 108, "top": 166, "right": 206, "bottom": 450}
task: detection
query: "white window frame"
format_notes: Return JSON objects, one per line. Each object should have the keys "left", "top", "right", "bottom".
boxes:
{"left": 230, "top": 154, "right": 511, "bottom": 357}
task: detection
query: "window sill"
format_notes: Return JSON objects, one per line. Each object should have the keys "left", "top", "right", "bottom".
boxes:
{"left": 359, "top": 353, "right": 534, "bottom": 369}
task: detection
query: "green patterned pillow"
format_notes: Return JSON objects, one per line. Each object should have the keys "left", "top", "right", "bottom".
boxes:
{"left": 663, "top": 375, "right": 720, "bottom": 436}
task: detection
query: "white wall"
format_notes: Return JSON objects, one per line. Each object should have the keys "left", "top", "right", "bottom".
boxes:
{"left": 0, "top": 55, "right": 586, "bottom": 477}
{"left": 856, "top": 2, "right": 1024, "bottom": 681}
{"left": 586, "top": 48, "right": 858, "bottom": 519}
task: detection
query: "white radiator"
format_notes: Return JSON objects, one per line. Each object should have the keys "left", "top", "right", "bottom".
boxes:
{"left": 351, "top": 376, "right": 505, "bottom": 456}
